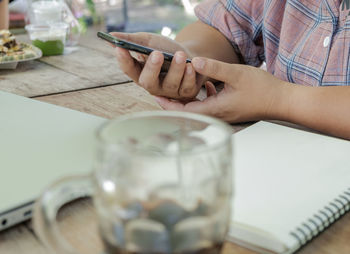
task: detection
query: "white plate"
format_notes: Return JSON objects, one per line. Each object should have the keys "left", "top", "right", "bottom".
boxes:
{"left": 0, "top": 43, "right": 42, "bottom": 69}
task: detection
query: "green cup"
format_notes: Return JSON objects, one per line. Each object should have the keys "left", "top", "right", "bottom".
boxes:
{"left": 25, "top": 23, "right": 68, "bottom": 56}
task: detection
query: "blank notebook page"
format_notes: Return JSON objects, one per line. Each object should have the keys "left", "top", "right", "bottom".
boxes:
{"left": 229, "top": 121, "right": 350, "bottom": 254}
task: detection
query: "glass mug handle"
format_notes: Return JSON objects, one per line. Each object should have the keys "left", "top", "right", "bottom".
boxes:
{"left": 33, "top": 174, "right": 93, "bottom": 254}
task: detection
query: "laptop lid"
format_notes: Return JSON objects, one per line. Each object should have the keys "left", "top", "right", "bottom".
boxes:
{"left": 0, "top": 91, "right": 106, "bottom": 230}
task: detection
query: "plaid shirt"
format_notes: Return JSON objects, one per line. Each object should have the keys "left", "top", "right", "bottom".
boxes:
{"left": 195, "top": 0, "right": 350, "bottom": 86}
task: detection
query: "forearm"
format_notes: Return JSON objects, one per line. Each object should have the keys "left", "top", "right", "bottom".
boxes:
{"left": 175, "top": 21, "right": 240, "bottom": 64}
{"left": 0, "top": 0, "right": 9, "bottom": 30}
{"left": 274, "top": 83, "right": 350, "bottom": 139}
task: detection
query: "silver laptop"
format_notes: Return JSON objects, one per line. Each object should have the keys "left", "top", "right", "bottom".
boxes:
{"left": 0, "top": 91, "right": 106, "bottom": 230}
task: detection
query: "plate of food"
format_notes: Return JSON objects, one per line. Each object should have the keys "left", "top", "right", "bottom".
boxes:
{"left": 0, "top": 30, "right": 42, "bottom": 69}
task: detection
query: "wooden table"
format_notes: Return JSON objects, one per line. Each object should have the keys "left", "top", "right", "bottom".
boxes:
{"left": 0, "top": 27, "right": 349, "bottom": 254}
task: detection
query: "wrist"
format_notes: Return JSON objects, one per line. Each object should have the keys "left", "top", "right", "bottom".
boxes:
{"left": 263, "top": 80, "right": 295, "bottom": 121}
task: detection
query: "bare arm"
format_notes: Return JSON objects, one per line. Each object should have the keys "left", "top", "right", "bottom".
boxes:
{"left": 275, "top": 84, "right": 350, "bottom": 139}
{"left": 0, "top": 0, "right": 9, "bottom": 30}
{"left": 176, "top": 21, "right": 240, "bottom": 64}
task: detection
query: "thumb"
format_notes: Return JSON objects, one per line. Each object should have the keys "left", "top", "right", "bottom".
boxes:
{"left": 192, "top": 57, "right": 238, "bottom": 83}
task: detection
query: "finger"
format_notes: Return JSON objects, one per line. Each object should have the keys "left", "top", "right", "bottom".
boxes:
{"left": 162, "top": 51, "right": 187, "bottom": 97}
{"left": 178, "top": 63, "right": 197, "bottom": 98}
{"left": 192, "top": 57, "right": 239, "bottom": 83}
{"left": 182, "top": 96, "right": 219, "bottom": 116}
{"left": 109, "top": 32, "right": 150, "bottom": 62}
{"left": 155, "top": 94, "right": 221, "bottom": 118}
{"left": 205, "top": 81, "right": 217, "bottom": 97}
{"left": 138, "top": 51, "right": 164, "bottom": 94}
{"left": 154, "top": 96, "right": 186, "bottom": 111}
{"left": 115, "top": 47, "right": 142, "bottom": 82}
{"left": 130, "top": 51, "right": 147, "bottom": 63}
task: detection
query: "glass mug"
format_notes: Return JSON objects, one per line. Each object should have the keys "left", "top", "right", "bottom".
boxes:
{"left": 33, "top": 111, "right": 233, "bottom": 254}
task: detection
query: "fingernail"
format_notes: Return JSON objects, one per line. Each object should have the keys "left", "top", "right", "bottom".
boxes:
{"left": 192, "top": 58, "right": 205, "bottom": 70}
{"left": 175, "top": 52, "right": 186, "bottom": 64}
{"left": 151, "top": 52, "right": 161, "bottom": 64}
{"left": 186, "top": 65, "right": 193, "bottom": 75}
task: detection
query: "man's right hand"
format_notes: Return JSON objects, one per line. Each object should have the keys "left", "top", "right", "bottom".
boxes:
{"left": 110, "top": 32, "right": 204, "bottom": 100}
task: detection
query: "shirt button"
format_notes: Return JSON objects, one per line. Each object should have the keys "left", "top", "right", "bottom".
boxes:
{"left": 323, "top": 36, "right": 330, "bottom": 47}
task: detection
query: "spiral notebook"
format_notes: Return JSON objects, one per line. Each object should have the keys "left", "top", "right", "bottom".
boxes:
{"left": 229, "top": 121, "right": 350, "bottom": 254}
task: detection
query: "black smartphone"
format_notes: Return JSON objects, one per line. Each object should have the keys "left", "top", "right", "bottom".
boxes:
{"left": 97, "top": 31, "right": 191, "bottom": 63}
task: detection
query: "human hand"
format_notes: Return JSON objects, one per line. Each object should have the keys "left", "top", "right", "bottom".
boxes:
{"left": 155, "top": 57, "right": 290, "bottom": 123}
{"left": 111, "top": 32, "right": 204, "bottom": 100}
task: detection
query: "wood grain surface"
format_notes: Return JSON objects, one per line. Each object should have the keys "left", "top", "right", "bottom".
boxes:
{"left": 38, "top": 46, "right": 130, "bottom": 86}
{"left": 0, "top": 60, "right": 94, "bottom": 97}
{"left": 35, "top": 83, "right": 161, "bottom": 118}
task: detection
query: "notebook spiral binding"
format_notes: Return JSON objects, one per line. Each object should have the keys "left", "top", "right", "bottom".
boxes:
{"left": 289, "top": 187, "right": 350, "bottom": 249}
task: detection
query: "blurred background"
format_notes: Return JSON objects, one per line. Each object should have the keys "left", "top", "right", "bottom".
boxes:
{"left": 9, "top": 0, "right": 202, "bottom": 37}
